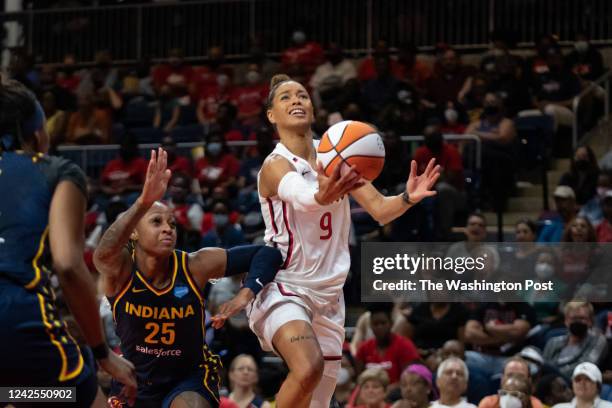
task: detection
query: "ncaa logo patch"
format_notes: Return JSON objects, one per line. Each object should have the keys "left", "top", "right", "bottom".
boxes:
{"left": 174, "top": 285, "right": 189, "bottom": 298}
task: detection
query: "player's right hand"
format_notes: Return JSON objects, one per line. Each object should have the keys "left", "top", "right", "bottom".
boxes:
{"left": 140, "top": 147, "right": 172, "bottom": 207}
{"left": 98, "top": 351, "right": 137, "bottom": 406}
{"left": 314, "top": 161, "right": 364, "bottom": 205}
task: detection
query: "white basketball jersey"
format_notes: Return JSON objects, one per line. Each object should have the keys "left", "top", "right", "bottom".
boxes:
{"left": 257, "top": 142, "right": 351, "bottom": 302}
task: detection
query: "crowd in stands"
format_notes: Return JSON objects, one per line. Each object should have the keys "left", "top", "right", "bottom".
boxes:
{"left": 12, "top": 26, "right": 612, "bottom": 407}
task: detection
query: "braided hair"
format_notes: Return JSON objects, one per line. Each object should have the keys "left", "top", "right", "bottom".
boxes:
{"left": 0, "top": 78, "right": 38, "bottom": 152}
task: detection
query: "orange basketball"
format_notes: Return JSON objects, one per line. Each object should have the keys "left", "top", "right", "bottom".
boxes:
{"left": 317, "top": 120, "right": 385, "bottom": 181}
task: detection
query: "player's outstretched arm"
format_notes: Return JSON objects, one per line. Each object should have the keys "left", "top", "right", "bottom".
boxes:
{"left": 259, "top": 154, "right": 362, "bottom": 211}
{"left": 351, "top": 158, "right": 440, "bottom": 225}
{"left": 187, "top": 245, "right": 283, "bottom": 327}
{"left": 94, "top": 148, "right": 172, "bottom": 296}
{"left": 49, "top": 180, "right": 137, "bottom": 404}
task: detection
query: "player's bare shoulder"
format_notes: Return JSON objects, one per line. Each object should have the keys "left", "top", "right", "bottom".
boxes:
{"left": 259, "top": 153, "right": 297, "bottom": 197}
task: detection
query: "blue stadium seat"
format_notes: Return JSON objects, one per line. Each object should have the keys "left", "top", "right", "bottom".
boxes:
{"left": 123, "top": 99, "right": 156, "bottom": 128}
{"left": 130, "top": 127, "right": 164, "bottom": 144}
{"left": 170, "top": 124, "right": 204, "bottom": 143}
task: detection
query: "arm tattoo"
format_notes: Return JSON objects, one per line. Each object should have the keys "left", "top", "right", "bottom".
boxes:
{"left": 96, "top": 199, "right": 149, "bottom": 261}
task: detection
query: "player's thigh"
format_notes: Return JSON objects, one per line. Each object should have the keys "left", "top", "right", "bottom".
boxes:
{"left": 169, "top": 391, "right": 212, "bottom": 408}
{"left": 272, "top": 319, "right": 324, "bottom": 372}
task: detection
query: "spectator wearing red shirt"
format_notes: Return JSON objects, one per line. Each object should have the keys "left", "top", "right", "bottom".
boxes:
{"left": 397, "top": 42, "right": 432, "bottom": 92}
{"left": 152, "top": 48, "right": 194, "bottom": 93}
{"left": 56, "top": 53, "right": 81, "bottom": 93}
{"left": 197, "top": 72, "right": 235, "bottom": 126}
{"left": 191, "top": 46, "right": 235, "bottom": 98}
{"left": 231, "top": 63, "right": 269, "bottom": 128}
{"left": 281, "top": 29, "right": 324, "bottom": 80}
{"left": 355, "top": 303, "right": 420, "bottom": 386}
{"left": 358, "top": 40, "right": 403, "bottom": 82}
{"left": 161, "top": 136, "right": 193, "bottom": 176}
{"left": 100, "top": 132, "right": 147, "bottom": 200}
{"left": 195, "top": 132, "right": 240, "bottom": 195}
{"left": 597, "top": 193, "right": 612, "bottom": 242}
{"left": 423, "top": 48, "right": 475, "bottom": 109}
{"left": 413, "top": 124, "right": 465, "bottom": 240}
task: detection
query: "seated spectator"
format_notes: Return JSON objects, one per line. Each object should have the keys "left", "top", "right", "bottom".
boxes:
{"left": 309, "top": 42, "right": 357, "bottom": 111}
{"left": 42, "top": 91, "right": 69, "bottom": 148}
{"left": 166, "top": 172, "right": 204, "bottom": 251}
{"left": 560, "top": 146, "right": 600, "bottom": 206}
{"left": 553, "top": 363, "right": 612, "bottom": 408}
{"left": 56, "top": 53, "right": 82, "bottom": 94}
{"left": 579, "top": 172, "right": 612, "bottom": 227}
{"left": 538, "top": 186, "right": 577, "bottom": 243}
{"left": 362, "top": 56, "right": 401, "bottom": 119}
{"left": 375, "top": 84, "right": 422, "bottom": 136}
{"left": 432, "top": 357, "right": 475, "bottom": 408}
{"left": 350, "top": 368, "right": 390, "bottom": 408}
{"left": 66, "top": 93, "right": 111, "bottom": 144}
{"left": 446, "top": 213, "right": 495, "bottom": 262}
{"left": 152, "top": 48, "right": 193, "bottom": 93}
{"left": 479, "top": 374, "right": 541, "bottom": 408}
{"left": 200, "top": 200, "right": 246, "bottom": 248}
{"left": 121, "top": 58, "right": 155, "bottom": 101}
{"left": 513, "top": 219, "right": 539, "bottom": 272}
{"left": 160, "top": 136, "right": 193, "bottom": 175}
{"left": 78, "top": 50, "right": 119, "bottom": 94}
{"left": 213, "top": 102, "right": 251, "bottom": 145}
{"left": 534, "top": 374, "right": 573, "bottom": 407}
{"left": 153, "top": 84, "right": 181, "bottom": 132}
{"left": 195, "top": 131, "right": 241, "bottom": 194}
{"left": 358, "top": 40, "right": 403, "bottom": 82}
{"left": 566, "top": 32, "right": 605, "bottom": 83}
{"left": 480, "top": 30, "right": 521, "bottom": 76}
{"left": 518, "top": 46, "right": 581, "bottom": 133}
{"left": 391, "top": 365, "right": 435, "bottom": 408}
{"left": 523, "top": 251, "right": 564, "bottom": 324}
{"left": 465, "top": 92, "right": 517, "bottom": 211}
{"left": 350, "top": 302, "right": 413, "bottom": 356}
{"left": 407, "top": 302, "right": 467, "bottom": 355}
{"left": 460, "top": 74, "right": 490, "bottom": 121}
{"left": 355, "top": 303, "right": 420, "bottom": 386}
{"left": 99, "top": 132, "right": 147, "bottom": 202}
{"left": 559, "top": 216, "right": 598, "bottom": 286}
{"left": 441, "top": 102, "right": 467, "bottom": 134}
{"left": 231, "top": 63, "right": 269, "bottom": 128}
{"left": 226, "top": 354, "right": 270, "bottom": 408}
{"left": 423, "top": 47, "right": 476, "bottom": 109}
{"left": 192, "top": 46, "right": 234, "bottom": 95}
{"left": 38, "top": 64, "right": 76, "bottom": 111}
{"left": 8, "top": 48, "right": 38, "bottom": 89}
{"left": 488, "top": 55, "right": 531, "bottom": 117}
{"left": 413, "top": 123, "right": 466, "bottom": 240}
{"left": 465, "top": 303, "right": 537, "bottom": 401}
{"left": 543, "top": 301, "right": 607, "bottom": 379}
{"left": 281, "top": 29, "right": 324, "bottom": 80}
{"left": 596, "top": 191, "right": 612, "bottom": 242}
{"left": 396, "top": 42, "right": 432, "bottom": 92}
{"left": 197, "top": 72, "right": 235, "bottom": 126}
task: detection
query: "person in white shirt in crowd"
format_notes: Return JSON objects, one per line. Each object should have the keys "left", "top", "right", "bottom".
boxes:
{"left": 553, "top": 363, "right": 612, "bottom": 408}
{"left": 309, "top": 42, "right": 357, "bottom": 108}
{"left": 432, "top": 357, "right": 476, "bottom": 408}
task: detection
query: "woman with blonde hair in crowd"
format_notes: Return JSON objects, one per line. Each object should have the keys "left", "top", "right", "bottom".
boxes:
{"left": 224, "top": 354, "right": 270, "bottom": 408}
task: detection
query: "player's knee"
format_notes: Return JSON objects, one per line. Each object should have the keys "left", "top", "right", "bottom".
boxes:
{"left": 294, "top": 357, "right": 324, "bottom": 392}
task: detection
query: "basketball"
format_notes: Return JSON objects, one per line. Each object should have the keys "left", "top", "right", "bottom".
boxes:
{"left": 317, "top": 120, "right": 386, "bottom": 181}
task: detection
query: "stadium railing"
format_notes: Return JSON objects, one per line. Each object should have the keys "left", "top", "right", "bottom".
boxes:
{"left": 572, "top": 69, "right": 612, "bottom": 150}
{"left": 7, "top": 0, "right": 612, "bottom": 64}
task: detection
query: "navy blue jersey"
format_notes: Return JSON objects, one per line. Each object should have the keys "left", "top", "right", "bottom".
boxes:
{"left": 0, "top": 151, "right": 91, "bottom": 389}
{"left": 108, "top": 250, "right": 221, "bottom": 400}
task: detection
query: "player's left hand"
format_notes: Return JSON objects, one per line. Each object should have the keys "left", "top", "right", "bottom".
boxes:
{"left": 210, "top": 287, "right": 255, "bottom": 329}
{"left": 405, "top": 158, "right": 441, "bottom": 204}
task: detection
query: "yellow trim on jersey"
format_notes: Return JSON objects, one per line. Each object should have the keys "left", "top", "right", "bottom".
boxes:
{"left": 135, "top": 250, "right": 178, "bottom": 296}
{"left": 181, "top": 251, "right": 204, "bottom": 303}
{"left": 112, "top": 276, "right": 134, "bottom": 321}
{"left": 36, "top": 293, "right": 84, "bottom": 381}
{"left": 25, "top": 226, "right": 49, "bottom": 289}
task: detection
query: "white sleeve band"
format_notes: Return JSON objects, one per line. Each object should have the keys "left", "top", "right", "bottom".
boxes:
{"left": 277, "top": 171, "right": 322, "bottom": 212}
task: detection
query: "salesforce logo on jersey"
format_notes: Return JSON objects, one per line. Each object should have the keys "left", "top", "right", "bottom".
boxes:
{"left": 361, "top": 242, "right": 612, "bottom": 303}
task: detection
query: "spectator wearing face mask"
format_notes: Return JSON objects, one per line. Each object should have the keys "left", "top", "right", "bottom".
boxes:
{"left": 196, "top": 70, "right": 235, "bottom": 126}
{"left": 566, "top": 32, "right": 605, "bottom": 83}
{"left": 441, "top": 102, "right": 467, "bottom": 134}
{"left": 200, "top": 200, "right": 245, "bottom": 248}
{"left": 194, "top": 132, "right": 240, "bottom": 194}
{"left": 480, "top": 374, "right": 536, "bottom": 408}
{"left": 231, "top": 64, "right": 269, "bottom": 128}
{"left": 543, "top": 301, "right": 608, "bottom": 380}
{"left": 281, "top": 29, "right": 324, "bottom": 79}
{"left": 192, "top": 46, "right": 234, "bottom": 94}
{"left": 560, "top": 146, "right": 600, "bottom": 206}
{"left": 413, "top": 123, "right": 465, "bottom": 240}
{"left": 579, "top": 172, "right": 612, "bottom": 227}
{"left": 553, "top": 363, "right": 612, "bottom": 408}
{"left": 523, "top": 251, "right": 564, "bottom": 325}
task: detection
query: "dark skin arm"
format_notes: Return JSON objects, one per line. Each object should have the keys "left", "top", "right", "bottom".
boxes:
{"left": 50, "top": 181, "right": 137, "bottom": 404}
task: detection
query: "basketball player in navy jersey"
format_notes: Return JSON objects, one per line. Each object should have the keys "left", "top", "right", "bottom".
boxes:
{"left": 95, "top": 148, "right": 282, "bottom": 408}
{"left": 0, "top": 78, "right": 137, "bottom": 406}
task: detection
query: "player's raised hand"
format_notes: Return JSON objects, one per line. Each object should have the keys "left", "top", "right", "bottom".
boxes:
{"left": 98, "top": 351, "right": 137, "bottom": 406}
{"left": 210, "top": 287, "right": 255, "bottom": 329}
{"left": 140, "top": 147, "right": 172, "bottom": 206}
{"left": 315, "top": 161, "right": 364, "bottom": 205}
{"left": 404, "top": 158, "right": 441, "bottom": 204}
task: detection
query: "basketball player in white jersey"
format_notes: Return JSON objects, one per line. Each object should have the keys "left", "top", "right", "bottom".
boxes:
{"left": 249, "top": 74, "right": 440, "bottom": 408}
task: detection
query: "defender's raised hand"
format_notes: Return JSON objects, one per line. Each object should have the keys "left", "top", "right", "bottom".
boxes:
{"left": 405, "top": 158, "right": 441, "bottom": 204}
{"left": 140, "top": 148, "right": 172, "bottom": 206}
